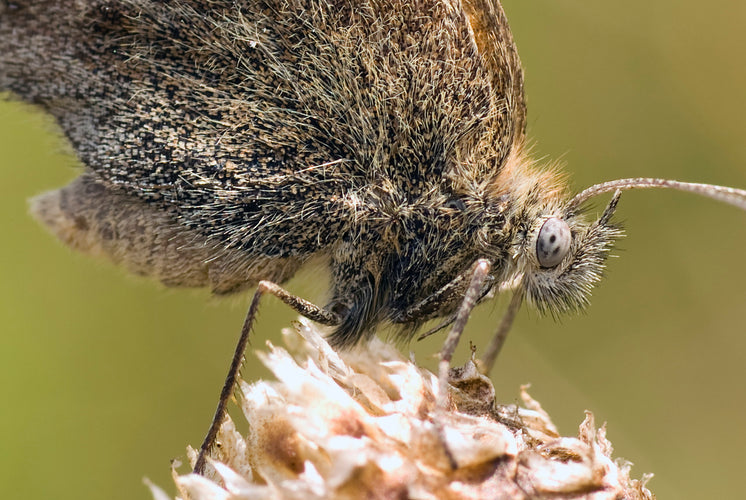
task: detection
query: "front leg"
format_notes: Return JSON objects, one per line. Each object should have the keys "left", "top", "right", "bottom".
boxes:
{"left": 396, "top": 260, "right": 524, "bottom": 375}
{"left": 396, "top": 263, "right": 495, "bottom": 323}
{"left": 394, "top": 261, "right": 494, "bottom": 339}
{"left": 479, "top": 288, "right": 523, "bottom": 375}
{"left": 434, "top": 259, "right": 492, "bottom": 469}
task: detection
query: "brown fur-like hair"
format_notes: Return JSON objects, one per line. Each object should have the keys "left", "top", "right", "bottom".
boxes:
{"left": 1, "top": 0, "right": 621, "bottom": 345}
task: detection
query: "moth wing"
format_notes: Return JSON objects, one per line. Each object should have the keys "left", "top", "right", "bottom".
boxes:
{"left": 462, "top": 0, "right": 527, "bottom": 142}
{"left": 2, "top": 0, "right": 527, "bottom": 274}
{"left": 1, "top": 0, "right": 355, "bottom": 263}
{"left": 31, "top": 175, "right": 303, "bottom": 294}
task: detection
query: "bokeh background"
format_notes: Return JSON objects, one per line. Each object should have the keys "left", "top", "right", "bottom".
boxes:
{"left": 1, "top": 1, "right": 744, "bottom": 498}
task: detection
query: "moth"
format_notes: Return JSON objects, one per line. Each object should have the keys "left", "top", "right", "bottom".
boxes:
{"left": 2, "top": 0, "right": 744, "bottom": 474}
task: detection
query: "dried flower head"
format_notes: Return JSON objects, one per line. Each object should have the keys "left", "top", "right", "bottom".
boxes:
{"left": 148, "top": 319, "right": 654, "bottom": 500}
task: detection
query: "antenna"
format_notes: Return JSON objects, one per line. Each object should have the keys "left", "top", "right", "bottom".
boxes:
{"left": 567, "top": 178, "right": 746, "bottom": 212}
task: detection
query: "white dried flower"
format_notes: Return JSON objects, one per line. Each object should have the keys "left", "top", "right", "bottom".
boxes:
{"left": 149, "top": 319, "right": 654, "bottom": 500}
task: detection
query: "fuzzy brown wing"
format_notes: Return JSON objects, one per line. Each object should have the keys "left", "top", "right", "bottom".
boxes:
{"left": 1, "top": 0, "right": 525, "bottom": 262}
{"left": 2, "top": 0, "right": 356, "bottom": 260}
{"left": 463, "top": 0, "right": 526, "bottom": 141}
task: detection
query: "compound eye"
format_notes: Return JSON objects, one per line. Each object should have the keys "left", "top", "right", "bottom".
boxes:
{"left": 536, "top": 217, "right": 571, "bottom": 268}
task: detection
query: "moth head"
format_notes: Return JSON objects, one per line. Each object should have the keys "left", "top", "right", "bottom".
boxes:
{"left": 512, "top": 177, "right": 746, "bottom": 316}
{"left": 513, "top": 190, "right": 622, "bottom": 315}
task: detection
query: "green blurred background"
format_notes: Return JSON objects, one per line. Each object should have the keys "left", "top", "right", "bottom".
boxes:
{"left": 1, "top": 1, "right": 744, "bottom": 498}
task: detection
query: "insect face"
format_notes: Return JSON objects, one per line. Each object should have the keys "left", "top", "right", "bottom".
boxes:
{"left": 513, "top": 193, "right": 623, "bottom": 316}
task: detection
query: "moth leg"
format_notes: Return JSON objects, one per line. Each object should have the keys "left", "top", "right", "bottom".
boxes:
{"left": 396, "top": 267, "right": 493, "bottom": 340}
{"left": 417, "top": 315, "right": 457, "bottom": 341}
{"left": 397, "top": 274, "right": 469, "bottom": 324}
{"left": 194, "top": 280, "right": 341, "bottom": 475}
{"left": 435, "top": 259, "right": 491, "bottom": 469}
{"left": 478, "top": 289, "right": 524, "bottom": 375}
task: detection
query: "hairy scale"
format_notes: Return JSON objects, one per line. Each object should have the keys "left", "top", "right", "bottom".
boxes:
{"left": 0, "top": 0, "right": 620, "bottom": 346}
